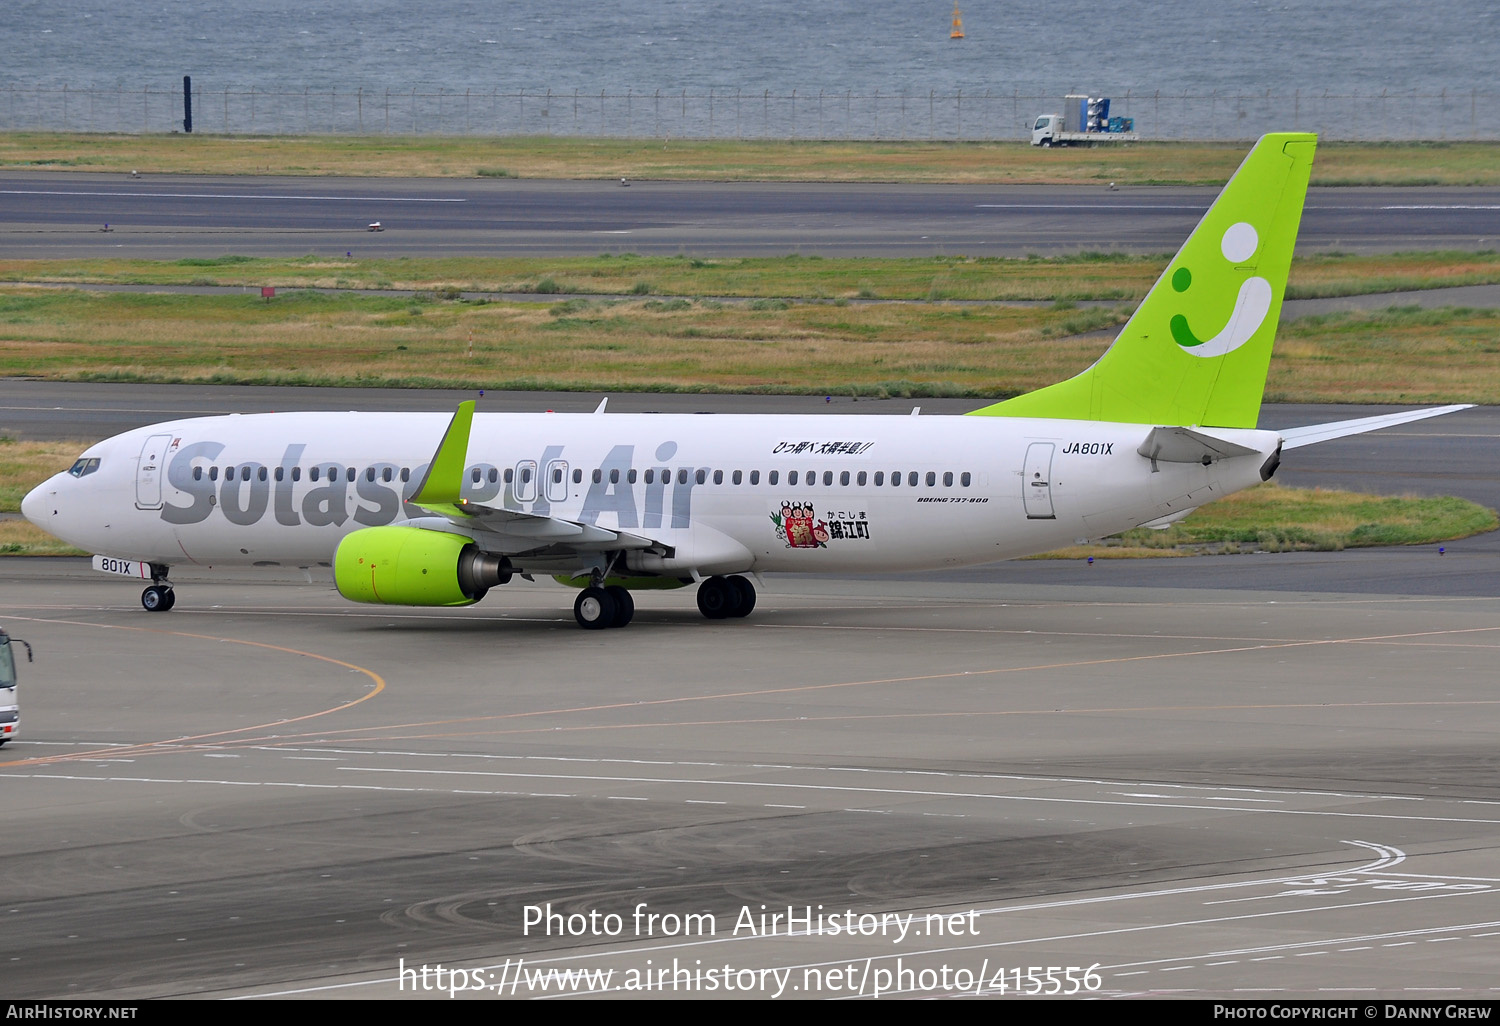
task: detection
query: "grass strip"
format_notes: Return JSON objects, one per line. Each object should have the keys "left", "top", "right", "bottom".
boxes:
{"left": 3, "top": 251, "right": 1499, "bottom": 304}
{"left": 1, "top": 289, "right": 1497, "bottom": 403}
{"left": 5, "top": 133, "right": 1500, "bottom": 186}
{"left": 1042, "top": 483, "right": 1497, "bottom": 558}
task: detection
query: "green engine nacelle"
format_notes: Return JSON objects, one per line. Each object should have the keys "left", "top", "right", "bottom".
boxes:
{"left": 334, "top": 526, "right": 511, "bottom": 607}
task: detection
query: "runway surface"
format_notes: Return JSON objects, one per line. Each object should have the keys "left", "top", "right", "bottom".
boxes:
{"left": 3, "top": 172, "right": 1500, "bottom": 256}
{"left": 1, "top": 384, "right": 1497, "bottom": 999}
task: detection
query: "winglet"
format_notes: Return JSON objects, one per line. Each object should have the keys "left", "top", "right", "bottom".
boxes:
{"left": 410, "top": 401, "right": 475, "bottom": 508}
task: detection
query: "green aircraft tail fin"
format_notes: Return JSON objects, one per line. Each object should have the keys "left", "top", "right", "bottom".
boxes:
{"left": 969, "top": 132, "right": 1316, "bottom": 428}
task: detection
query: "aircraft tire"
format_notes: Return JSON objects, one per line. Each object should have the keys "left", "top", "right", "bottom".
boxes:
{"left": 574, "top": 587, "right": 617, "bottom": 630}
{"left": 141, "top": 585, "right": 171, "bottom": 613}
{"left": 727, "top": 575, "right": 755, "bottom": 617}
{"left": 696, "top": 576, "right": 742, "bottom": 619}
{"left": 160, "top": 587, "right": 176, "bottom": 611}
{"left": 605, "top": 586, "right": 634, "bottom": 628}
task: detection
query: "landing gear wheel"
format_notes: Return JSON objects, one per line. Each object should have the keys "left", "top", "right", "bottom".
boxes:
{"left": 696, "top": 575, "right": 742, "bottom": 620}
{"left": 141, "top": 585, "right": 174, "bottom": 612}
{"left": 574, "top": 586, "right": 617, "bottom": 630}
{"left": 726, "top": 575, "right": 755, "bottom": 618}
{"left": 605, "top": 585, "right": 634, "bottom": 628}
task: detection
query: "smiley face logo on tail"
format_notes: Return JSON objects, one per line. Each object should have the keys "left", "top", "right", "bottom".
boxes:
{"left": 1168, "top": 221, "right": 1273, "bottom": 359}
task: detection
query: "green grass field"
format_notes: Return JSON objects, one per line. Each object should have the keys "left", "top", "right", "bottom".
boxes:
{"left": 1, "top": 287, "right": 1496, "bottom": 403}
{"left": 5, "top": 133, "right": 1500, "bottom": 185}
{"left": 6, "top": 251, "right": 1500, "bottom": 302}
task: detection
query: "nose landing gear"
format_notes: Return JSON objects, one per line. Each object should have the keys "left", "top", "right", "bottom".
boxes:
{"left": 141, "top": 564, "right": 175, "bottom": 612}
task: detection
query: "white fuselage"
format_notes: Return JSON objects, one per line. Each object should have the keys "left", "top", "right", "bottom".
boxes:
{"left": 23, "top": 412, "right": 1281, "bottom": 577}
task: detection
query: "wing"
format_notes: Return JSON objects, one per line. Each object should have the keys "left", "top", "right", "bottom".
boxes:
{"left": 404, "top": 401, "right": 658, "bottom": 559}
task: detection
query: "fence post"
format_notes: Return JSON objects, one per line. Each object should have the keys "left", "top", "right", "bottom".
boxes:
{"left": 817, "top": 89, "right": 823, "bottom": 138}
{"left": 873, "top": 88, "right": 879, "bottom": 139}
{"left": 627, "top": 87, "right": 632, "bottom": 135}
{"left": 929, "top": 89, "right": 934, "bottom": 138}
{"left": 845, "top": 88, "right": 851, "bottom": 139}
{"left": 709, "top": 88, "right": 714, "bottom": 137}
{"left": 735, "top": 88, "right": 741, "bottom": 139}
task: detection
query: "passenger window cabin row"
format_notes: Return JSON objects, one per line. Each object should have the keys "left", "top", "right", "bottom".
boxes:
{"left": 189, "top": 463, "right": 976, "bottom": 489}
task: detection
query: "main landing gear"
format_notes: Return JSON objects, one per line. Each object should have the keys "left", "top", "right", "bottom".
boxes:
{"left": 573, "top": 584, "right": 635, "bottom": 630}
{"left": 141, "top": 564, "right": 175, "bottom": 612}
{"left": 571, "top": 573, "right": 757, "bottom": 629}
{"left": 696, "top": 575, "right": 755, "bottom": 620}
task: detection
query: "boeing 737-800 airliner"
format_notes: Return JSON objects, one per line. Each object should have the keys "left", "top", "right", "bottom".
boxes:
{"left": 21, "top": 134, "right": 1470, "bottom": 628}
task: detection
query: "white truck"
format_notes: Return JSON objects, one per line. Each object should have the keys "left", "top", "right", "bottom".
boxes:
{"left": 1031, "top": 95, "right": 1139, "bottom": 146}
{"left": 0, "top": 627, "right": 30, "bottom": 746}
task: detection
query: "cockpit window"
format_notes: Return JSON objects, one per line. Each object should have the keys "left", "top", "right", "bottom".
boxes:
{"left": 68, "top": 458, "right": 101, "bottom": 478}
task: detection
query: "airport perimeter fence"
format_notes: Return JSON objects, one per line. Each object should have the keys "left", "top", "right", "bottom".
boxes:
{"left": 3, "top": 85, "right": 1498, "bottom": 141}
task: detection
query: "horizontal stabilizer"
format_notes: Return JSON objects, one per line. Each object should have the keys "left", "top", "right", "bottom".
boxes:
{"left": 1279, "top": 404, "right": 1473, "bottom": 450}
{"left": 1137, "top": 425, "right": 1260, "bottom": 465}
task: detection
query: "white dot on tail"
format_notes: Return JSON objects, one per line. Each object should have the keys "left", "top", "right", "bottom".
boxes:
{"left": 1221, "top": 222, "right": 1259, "bottom": 263}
